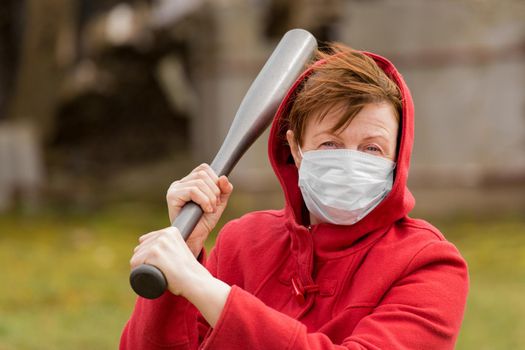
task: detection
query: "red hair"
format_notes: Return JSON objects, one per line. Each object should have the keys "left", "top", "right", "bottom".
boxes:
{"left": 287, "top": 43, "right": 402, "bottom": 145}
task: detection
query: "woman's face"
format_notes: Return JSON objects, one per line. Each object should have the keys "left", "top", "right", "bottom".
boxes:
{"left": 287, "top": 102, "right": 399, "bottom": 168}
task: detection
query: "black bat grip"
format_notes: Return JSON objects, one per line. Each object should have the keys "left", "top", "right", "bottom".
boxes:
{"left": 129, "top": 202, "right": 204, "bottom": 299}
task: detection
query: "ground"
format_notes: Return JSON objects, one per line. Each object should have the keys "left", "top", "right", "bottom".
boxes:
{"left": 0, "top": 198, "right": 523, "bottom": 349}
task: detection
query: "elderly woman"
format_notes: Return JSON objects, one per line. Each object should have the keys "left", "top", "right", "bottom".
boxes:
{"left": 121, "top": 43, "right": 468, "bottom": 349}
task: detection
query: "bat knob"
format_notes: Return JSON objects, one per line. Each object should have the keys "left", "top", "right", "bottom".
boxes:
{"left": 130, "top": 264, "right": 167, "bottom": 299}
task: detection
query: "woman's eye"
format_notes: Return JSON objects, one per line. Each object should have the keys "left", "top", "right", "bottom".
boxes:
{"left": 363, "top": 145, "right": 382, "bottom": 154}
{"left": 319, "top": 141, "right": 338, "bottom": 149}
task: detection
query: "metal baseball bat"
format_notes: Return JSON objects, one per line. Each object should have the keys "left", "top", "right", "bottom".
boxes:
{"left": 130, "top": 28, "right": 317, "bottom": 299}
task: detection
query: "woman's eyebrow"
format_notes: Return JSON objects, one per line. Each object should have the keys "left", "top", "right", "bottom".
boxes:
{"left": 312, "top": 129, "right": 337, "bottom": 138}
{"left": 362, "top": 134, "right": 390, "bottom": 142}
{"left": 361, "top": 134, "right": 393, "bottom": 150}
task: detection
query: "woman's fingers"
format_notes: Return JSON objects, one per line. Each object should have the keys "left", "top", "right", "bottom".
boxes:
{"left": 180, "top": 170, "right": 221, "bottom": 198}
{"left": 168, "top": 180, "right": 217, "bottom": 213}
{"left": 138, "top": 229, "right": 162, "bottom": 243}
{"left": 132, "top": 228, "right": 179, "bottom": 266}
{"left": 195, "top": 163, "right": 219, "bottom": 183}
{"left": 178, "top": 164, "right": 220, "bottom": 195}
{"left": 167, "top": 164, "right": 223, "bottom": 214}
{"left": 186, "top": 179, "right": 219, "bottom": 211}
{"left": 136, "top": 232, "right": 163, "bottom": 254}
{"left": 187, "top": 164, "right": 221, "bottom": 198}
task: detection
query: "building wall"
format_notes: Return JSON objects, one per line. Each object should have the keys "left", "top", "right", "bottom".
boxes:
{"left": 334, "top": 0, "right": 525, "bottom": 215}
{"left": 339, "top": 0, "right": 525, "bottom": 187}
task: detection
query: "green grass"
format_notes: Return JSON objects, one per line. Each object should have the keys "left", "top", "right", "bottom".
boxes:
{"left": 0, "top": 204, "right": 158, "bottom": 350}
{"left": 0, "top": 202, "right": 523, "bottom": 349}
{"left": 439, "top": 217, "right": 525, "bottom": 349}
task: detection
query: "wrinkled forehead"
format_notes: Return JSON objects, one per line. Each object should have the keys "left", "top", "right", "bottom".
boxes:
{"left": 304, "top": 100, "right": 399, "bottom": 137}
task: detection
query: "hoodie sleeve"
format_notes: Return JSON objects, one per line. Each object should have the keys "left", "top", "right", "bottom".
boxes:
{"left": 119, "top": 252, "right": 212, "bottom": 350}
{"left": 199, "top": 240, "right": 468, "bottom": 350}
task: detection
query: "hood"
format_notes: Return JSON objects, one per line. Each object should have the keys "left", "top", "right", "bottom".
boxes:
{"left": 268, "top": 51, "right": 415, "bottom": 248}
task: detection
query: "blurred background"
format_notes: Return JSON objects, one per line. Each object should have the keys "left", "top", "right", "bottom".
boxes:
{"left": 0, "top": 0, "right": 524, "bottom": 348}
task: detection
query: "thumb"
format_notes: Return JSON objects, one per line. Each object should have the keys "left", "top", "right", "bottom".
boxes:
{"left": 216, "top": 176, "right": 233, "bottom": 207}
{"left": 218, "top": 176, "right": 234, "bottom": 196}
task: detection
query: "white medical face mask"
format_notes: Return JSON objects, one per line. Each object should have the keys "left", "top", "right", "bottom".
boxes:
{"left": 298, "top": 148, "right": 396, "bottom": 225}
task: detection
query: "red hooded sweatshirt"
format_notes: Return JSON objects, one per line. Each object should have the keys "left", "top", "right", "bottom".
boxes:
{"left": 120, "top": 51, "right": 468, "bottom": 349}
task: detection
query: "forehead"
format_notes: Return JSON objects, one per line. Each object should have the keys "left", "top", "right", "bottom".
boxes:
{"left": 305, "top": 102, "right": 399, "bottom": 138}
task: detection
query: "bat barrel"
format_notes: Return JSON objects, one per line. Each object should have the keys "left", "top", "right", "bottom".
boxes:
{"left": 129, "top": 28, "right": 317, "bottom": 299}
{"left": 211, "top": 29, "right": 317, "bottom": 177}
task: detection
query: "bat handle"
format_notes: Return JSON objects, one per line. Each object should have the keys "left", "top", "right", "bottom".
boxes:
{"left": 129, "top": 202, "right": 204, "bottom": 299}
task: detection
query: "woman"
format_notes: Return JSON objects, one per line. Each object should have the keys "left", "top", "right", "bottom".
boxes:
{"left": 121, "top": 43, "right": 468, "bottom": 349}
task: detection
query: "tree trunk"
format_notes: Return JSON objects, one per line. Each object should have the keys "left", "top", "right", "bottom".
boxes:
{"left": 7, "top": 0, "right": 75, "bottom": 140}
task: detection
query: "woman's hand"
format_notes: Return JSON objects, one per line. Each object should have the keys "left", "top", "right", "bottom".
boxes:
{"left": 166, "top": 163, "right": 233, "bottom": 257}
{"left": 130, "top": 227, "right": 208, "bottom": 296}
{"left": 130, "top": 226, "right": 231, "bottom": 326}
